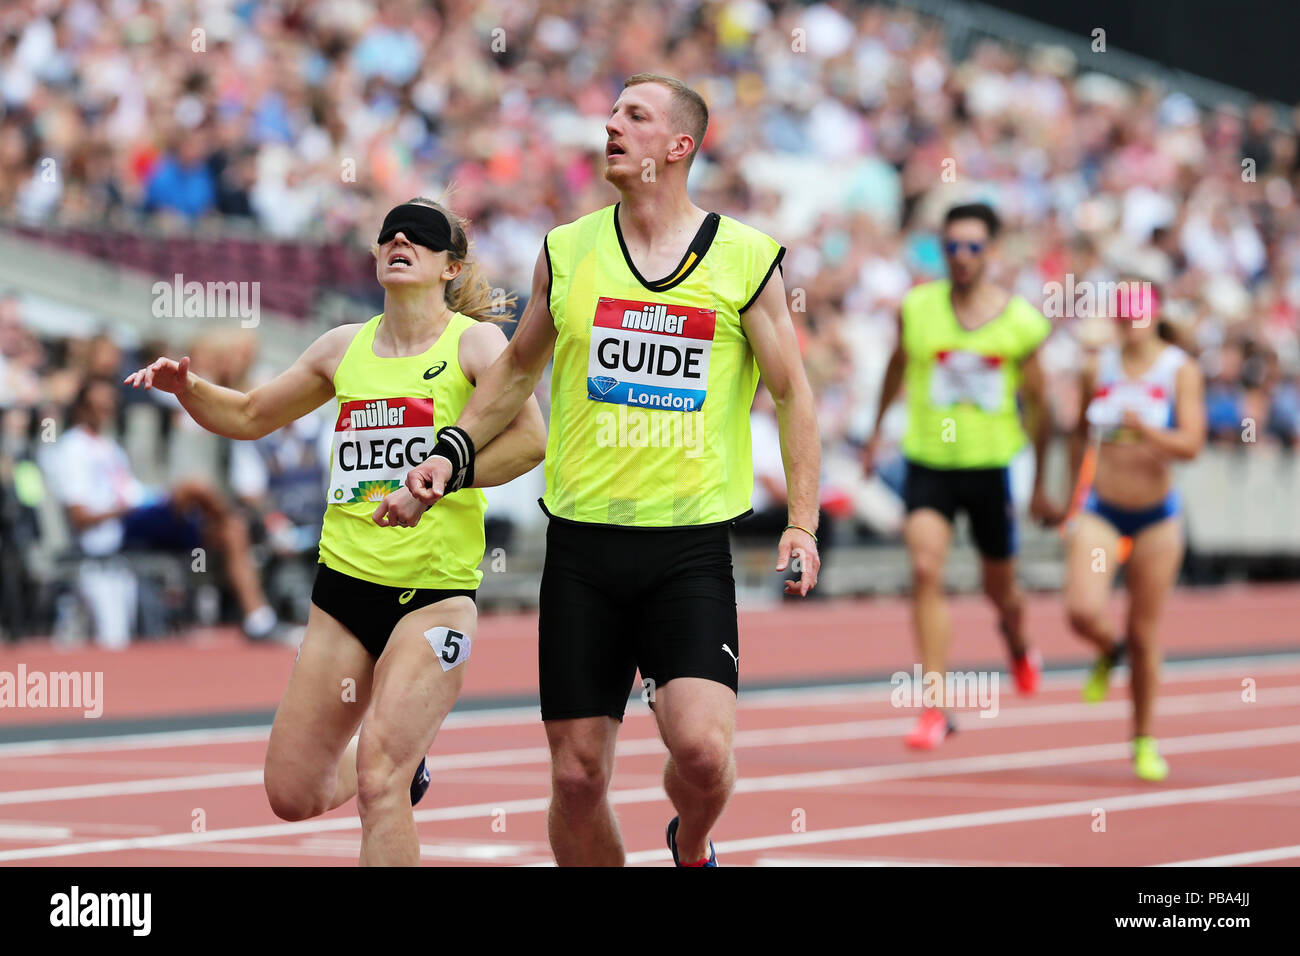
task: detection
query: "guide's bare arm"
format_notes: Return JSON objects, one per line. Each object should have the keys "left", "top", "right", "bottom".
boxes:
{"left": 741, "top": 268, "right": 822, "bottom": 596}
{"left": 407, "top": 246, "right": 556, "bottom": 505}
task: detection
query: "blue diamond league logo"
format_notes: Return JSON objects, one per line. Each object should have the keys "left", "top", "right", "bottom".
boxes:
{"left": 591, "top": 376, "right": 619, "bottom": 396}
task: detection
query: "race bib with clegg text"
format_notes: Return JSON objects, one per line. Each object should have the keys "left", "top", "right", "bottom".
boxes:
{"left": 329, "top": 397, "right": 436, "bottom": 504}
{"left": 587, "top": 297, "right": 716, "bottom": 412}
{"left": 930, "top": 349, "right": 1005, "bottom": 412}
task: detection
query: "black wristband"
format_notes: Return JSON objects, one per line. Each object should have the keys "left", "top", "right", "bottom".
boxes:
{"left": 431, "top": 426, "right": 475, "bottom": 492}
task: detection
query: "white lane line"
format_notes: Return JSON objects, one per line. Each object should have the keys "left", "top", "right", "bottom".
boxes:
{"left": 8, "top": 757, "right": 263, "bottom": 775}
{"left": 750, "top": 854, "right": 1052, "bottom": 866}
{"left": 299, "top": 836, "right": 545, "bottom": 862}
{"left": 157, "top": 840, "right": 363, "bottom": 859}
{"left": 4, "top": 683, "right": 1299, "bottom": 807}
{"left": 1156, "top": 844, "right": 1300, "bottom": 867}
{"left": 0, "top": 771, "right": 264, "bottom": 807}
{"left": 617, "top": 774, "right": 1300, "bottom": 866}
{"left": 753, "top": 855, "right": 954, "bottom": 867}
{"left": 752, "top": 854, "right": 1056, "bottom": 867}
{"left": 0, "top": 708, "right": 545, "bottom": 758}
{"left": 155, "top": 839, "right": 555, "bottom": 863}
{"left": 17, "top": 821, "right": 163, "bottom": 837}
{"left": 3, "top": 651, "right": 1298, "bottom": 758}
{"left": 725, "top": 724, "right": 1300, "bottom": 796}
{"left": 0, "top": 727, "right": 271, "bottom": 759}
{"left": 0, "top": 794, "right": 556, "bottom": 862}
{"left": 3, "top": 722, "right": 1298, "bottom": 862}
{"left": 0, "top": 824, "right": 72, "bottom": 840}
{"left": 742, "top": 652, "right": 1300, "bottom": 709}
{"left": 4, "top": 681, "right": 1298, "bottom": 807}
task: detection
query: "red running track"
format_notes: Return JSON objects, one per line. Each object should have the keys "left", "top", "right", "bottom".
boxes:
{"left": 2, "top": 583, "right": 1298, "bottom": 724}
{"left": 0, "top": 585, "right": 1298, "bottom": 866}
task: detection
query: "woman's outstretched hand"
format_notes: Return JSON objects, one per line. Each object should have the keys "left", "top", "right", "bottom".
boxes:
{"left": 124, "top": 355, "right": 192, "bottom": 395}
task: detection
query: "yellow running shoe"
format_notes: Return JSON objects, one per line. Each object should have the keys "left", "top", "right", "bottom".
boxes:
{"left": 1082, "top": 641, "right": 1125, "bottom": 704}
{"left": 1133, "top": 736, "right": 1169, "bottom": 782}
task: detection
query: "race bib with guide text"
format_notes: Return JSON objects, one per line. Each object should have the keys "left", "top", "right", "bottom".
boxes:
{"left": 587, "top": 297, "right": 716, "bottom": 412}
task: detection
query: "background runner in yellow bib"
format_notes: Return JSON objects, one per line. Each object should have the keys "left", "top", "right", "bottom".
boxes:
{"left": 864, "top": 202, "right": 1059, "bottom": 751}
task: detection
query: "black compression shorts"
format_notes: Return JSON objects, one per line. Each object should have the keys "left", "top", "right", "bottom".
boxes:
{"left": 537, "top": 517, "right": 740, "bottom": 722}
{"left": 903, "top": 459, "right": 1017, "bottom": 559}
{"left": 310, "top": 563, "right": 476, "bottom": 658}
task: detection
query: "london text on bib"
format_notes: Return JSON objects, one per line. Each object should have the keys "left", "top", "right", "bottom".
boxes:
{"left": 328, "top": 397, "right": 436, "bottom": 504}
{"left": 930, "top": 349, "right": 1005, "bottom": 412}
{"left": 586, "top": 297, "right": 717, "bottom": 412}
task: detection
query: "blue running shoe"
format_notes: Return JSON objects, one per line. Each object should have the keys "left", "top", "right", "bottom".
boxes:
{"left": 666, "top": 816, "right": 717, "bottom": 867}
{"left": 410, "top": 756, "right": 430, "bottom": 806}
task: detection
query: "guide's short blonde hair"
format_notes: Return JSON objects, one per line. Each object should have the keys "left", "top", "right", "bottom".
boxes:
{"left": 623, "top": 73, "right": 709, "bottom": 165}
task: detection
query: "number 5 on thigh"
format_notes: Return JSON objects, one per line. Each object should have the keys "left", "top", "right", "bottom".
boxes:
{"left": 365, "top": 603, "right": 476, "bottom": 765}
{"left": 424, "top": 625, "right": 471, "bottom": 671}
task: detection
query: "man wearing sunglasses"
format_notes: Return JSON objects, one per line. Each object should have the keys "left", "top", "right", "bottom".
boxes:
{"left": 863, "top": 202, "right": 1059, "bottom": 749}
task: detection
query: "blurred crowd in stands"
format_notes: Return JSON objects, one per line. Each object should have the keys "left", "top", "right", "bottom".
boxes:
{"left": 3, "top": 0, "right": 1300, "bottom": 641}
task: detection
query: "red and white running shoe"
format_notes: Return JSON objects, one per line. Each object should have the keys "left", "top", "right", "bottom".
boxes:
{"left": 1011, "top": 648, "right": 1043, "bottom": 696}
{"left": 904, "top": 708, "right": 954, "bottom": 750}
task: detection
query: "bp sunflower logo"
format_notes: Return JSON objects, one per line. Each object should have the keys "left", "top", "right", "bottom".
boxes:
{"left": 348, "top": 479, "right": 399, "bottom": 503}
{"left": 333, "top": 488, "right": 344, "bottom": 500}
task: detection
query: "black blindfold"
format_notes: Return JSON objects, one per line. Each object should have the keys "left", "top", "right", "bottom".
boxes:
{"left": 377, "top": 203, "right": 454, "bottom": 252}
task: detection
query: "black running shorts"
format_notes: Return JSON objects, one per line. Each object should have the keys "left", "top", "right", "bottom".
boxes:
{"left": 903, "top": 459, "right": 1017, "bottom": 559}
{"left": 537, "top": 517, "right": 740, "bottom": 722}
{"left": 310, "top": 563, "right": 477, "bottom": 658}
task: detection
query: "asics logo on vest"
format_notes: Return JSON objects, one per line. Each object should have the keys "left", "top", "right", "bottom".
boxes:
{"left": 423, "top": 362, "right": 446, "bottom": 380}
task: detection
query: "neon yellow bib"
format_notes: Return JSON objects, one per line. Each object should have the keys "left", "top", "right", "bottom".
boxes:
{"left": 543, "top": 204, "right": 784, "bottom": 527}
{"left": 900, "top": 280, "right": 1051, "bottom": 469}
{"left": 318, "top": 312, "right": 486, "bottom": 588}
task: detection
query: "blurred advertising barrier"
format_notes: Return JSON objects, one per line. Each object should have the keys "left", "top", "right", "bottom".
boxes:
{"left": 1181, "top": 446, "right": 1300, "bottom": 556}
{"left": 731, "top": 446, "right": 1300, "bottom": 605}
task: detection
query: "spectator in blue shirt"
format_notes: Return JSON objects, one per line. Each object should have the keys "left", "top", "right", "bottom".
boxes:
{"left": 143, "top": 133, "right": 216, "bottom": 220}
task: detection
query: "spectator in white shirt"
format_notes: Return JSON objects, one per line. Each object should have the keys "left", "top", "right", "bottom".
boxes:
{"left": 46, "top": 376, "right": 279, "bottom": 642}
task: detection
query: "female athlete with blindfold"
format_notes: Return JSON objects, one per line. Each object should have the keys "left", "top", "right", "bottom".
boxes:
{"left": 125, "top": 199, "right": 546, "bottom": 864}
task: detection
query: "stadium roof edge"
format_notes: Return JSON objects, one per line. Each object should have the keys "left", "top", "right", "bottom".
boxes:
{"left": 888, "top": 0, "right": 1290, "bottom": 116}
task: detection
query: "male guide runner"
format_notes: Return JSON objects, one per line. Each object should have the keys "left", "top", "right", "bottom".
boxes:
{"left": 403, "top": 73, "right": 822, "bottom": 866}
{"left": 864, "top": 203, "right": 1058, "bottom": 749}
{"left": 126, "top": 199, "right": 545, "bottom": 864}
